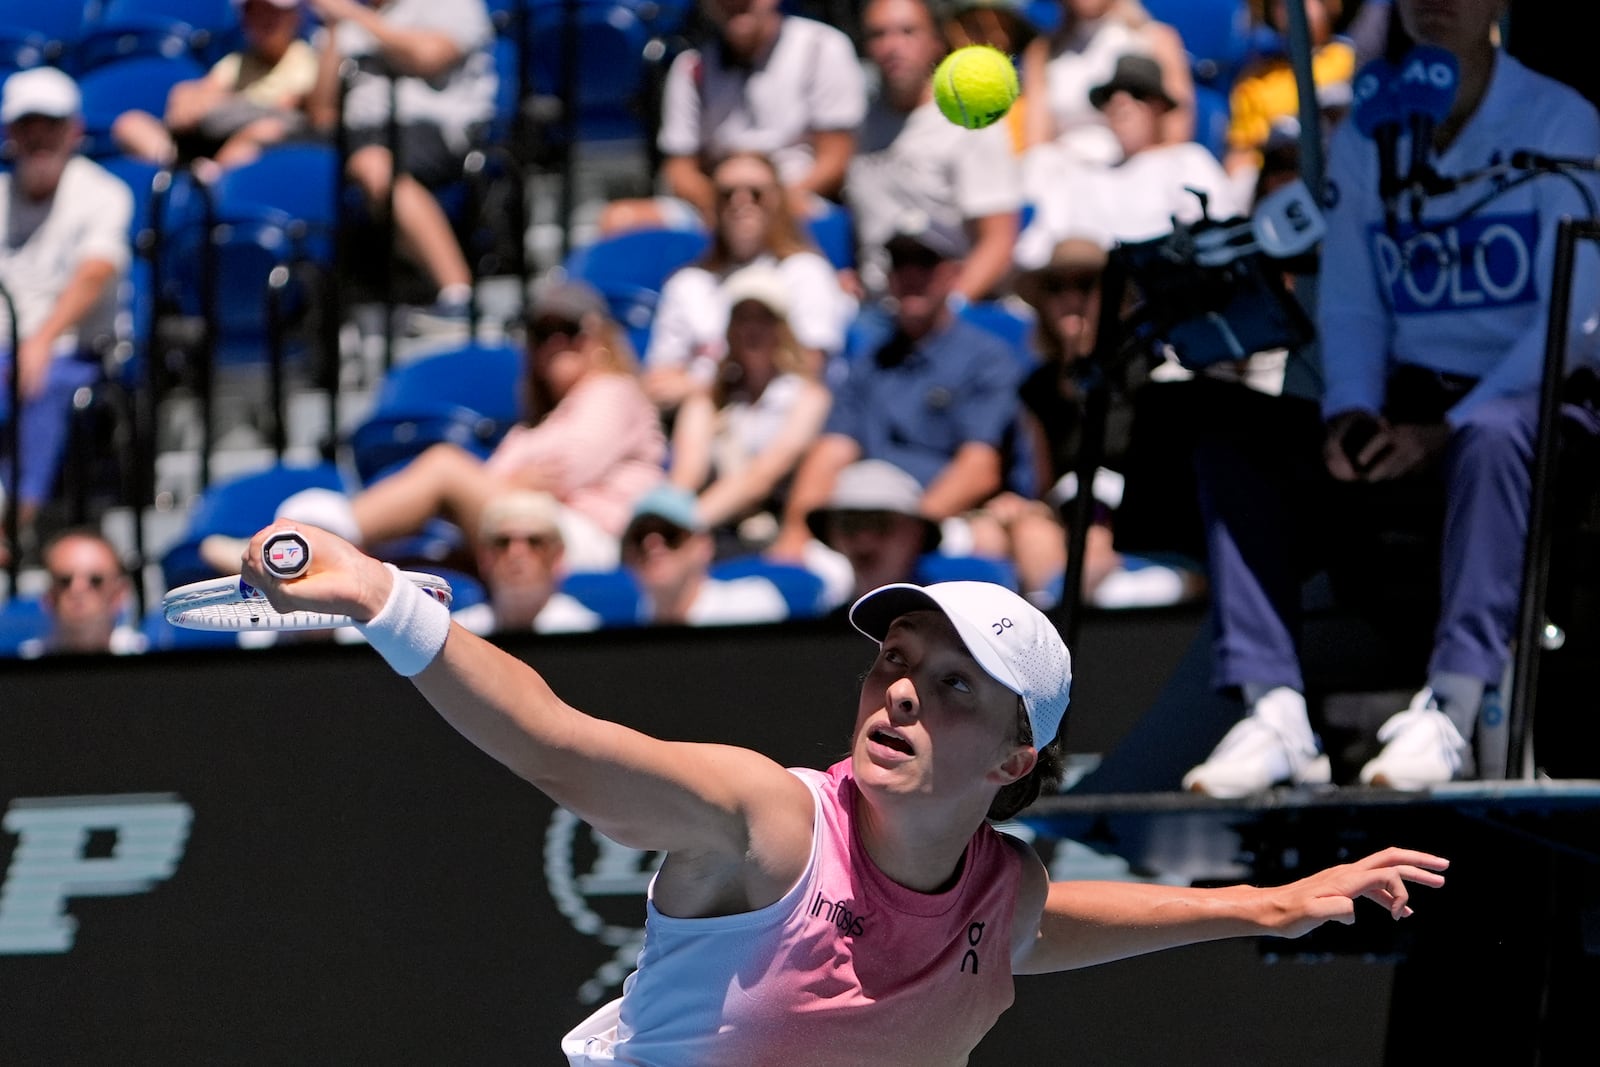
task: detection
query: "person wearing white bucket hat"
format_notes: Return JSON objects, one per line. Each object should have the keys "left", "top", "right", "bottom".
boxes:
{"left": 234, "top": 515, "right": 1450, "bottom": 1063}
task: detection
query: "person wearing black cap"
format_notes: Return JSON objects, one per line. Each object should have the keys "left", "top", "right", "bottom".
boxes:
{"left": 769, "top": 211, "right": 1031, "bottom": 572}
{"left": 232, "top": 515, "right": 1449, "bottom": 1061}
{"left": 1017, "top": 52, "right": 1241, "bottom": 267}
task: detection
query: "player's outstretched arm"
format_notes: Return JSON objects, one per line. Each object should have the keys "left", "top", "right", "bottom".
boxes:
{"left": 239, "top": 524, "right": 813, "bottom": 866}
{"left": 1012, "top": 847, "right": 1449, "bottom": 975}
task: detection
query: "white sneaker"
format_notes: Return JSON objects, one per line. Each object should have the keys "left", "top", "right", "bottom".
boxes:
{"left": 1182, "top": 690, "right": 1332, "bottom": 797}
{"left": 1359, "top": 688, "right": 1472, "bottom": 790}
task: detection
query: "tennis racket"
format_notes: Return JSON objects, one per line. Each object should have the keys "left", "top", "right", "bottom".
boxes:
{"left": 164, "top": 531, "right": 452, "bottom": 630}
{"left": 163, "top": 570, "right": 454, "bottom": 631}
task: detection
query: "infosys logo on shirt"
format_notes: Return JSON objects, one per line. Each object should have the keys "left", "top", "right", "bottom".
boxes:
{"left": 1371, "top": 211, "right": 1540, "bottom": 315}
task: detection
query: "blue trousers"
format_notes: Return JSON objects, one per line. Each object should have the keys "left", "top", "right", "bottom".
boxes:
{"left": 0, "top": 353, "right": 102, "bottom": 508}
{"left": 1197, "top": 382, "right": 1596, "bottom": 694}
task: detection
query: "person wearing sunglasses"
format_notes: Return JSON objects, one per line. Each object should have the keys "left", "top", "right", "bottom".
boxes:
{"left": 451, "top": 489, "right": 601, "bottom": 637}
{"left": 643, "top": 151, "right": 855, "bottom": 412}
{"left": 19, "top": 528, "right": 145, "bottom": 659}
{"left": 209, "top": 280, "right": 665, "bottom": 578}
{"left": 620, "top": 485, "right": 788, "bottom": 627}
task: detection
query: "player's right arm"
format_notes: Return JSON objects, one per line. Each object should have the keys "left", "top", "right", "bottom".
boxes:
{"left": 240, "top": 525, "right": 815, "bottom": 900}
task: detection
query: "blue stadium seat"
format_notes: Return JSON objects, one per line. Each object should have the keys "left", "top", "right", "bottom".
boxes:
{"left": 85, "top": 0, "right": 241, "bottom": 66}
{"left": 0, "top": 596, "right": 48, "bottom": 657}
{"left": 159, "top": 461, "right": 348, "bottom": 587}
{"left": 1193, "top": 82, "right": 1231, "bottom": 162}
{"left": 958, "top": 299, "right": 1040, "bottom": 370}
{"left": 347, "top": 342, "right": 523, "bottom": 485}
{"left": 563, "top": 226, "right": 709, "bottom": 294}
{"left": 207, "top": 143, "right": 340, "bottom": 266}
{"left": 708, "top": 555, "right": 828, "bottom": 619}
{"left": 557, "top": 568, "right": 642, "bottom": 628}
{"left": 77, "top": 53, "right": 206, "bottom": 158}
{"left": 0, "top": 0, "right": 87, "bottom": 62}
{"left": 914, "top": 553, "right": 1019, "bottom": 590}
{"left": 0, "top": 25, "right": 49, "bottom": 77}
{"left": 1143, "top": 0, "right": 1253, "bottom": 87}
{"left": 807, "top": 201, "right": 855, "bottom": 271}
{"left": 521, "top": 0, "right": 655, "bottom": 146}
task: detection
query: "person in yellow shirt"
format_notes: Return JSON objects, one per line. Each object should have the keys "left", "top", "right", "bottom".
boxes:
{"left": 1225, "top": 0, "right": 1353, "bottom": 179}
{"left": 112, "top": 0, "right": 317, "bottom": 178}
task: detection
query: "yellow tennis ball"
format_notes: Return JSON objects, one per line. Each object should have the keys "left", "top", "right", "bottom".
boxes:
{"left": 932, "top": 45, "right": 1019, "bottom": 130}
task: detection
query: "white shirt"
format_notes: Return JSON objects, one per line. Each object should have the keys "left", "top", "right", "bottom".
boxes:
{"left": 645, "top": 253, "right": 854, "bottom": 369}
{"left": 656, "top": 16, "right": 866, "bottom": 187}
{"left": 643, "top": 575, "right": 789, "bottom": 627}
{"left": 0, "top": 156, "right": 131, "bottom": 349}
{"left": 848, "top": 98, "right": 1022, "bottom": 295}
{"left": 451, "top": 593, "right": 603, "bottom": 636}
{"left": 1043, "top": 18, "right": 1159, "bottom": 167}
{"left": 333, "top": 0, "right": 496, "bottom": 150}
{"left": 1016, "top": 141, "right": 1239, "bottom": 269}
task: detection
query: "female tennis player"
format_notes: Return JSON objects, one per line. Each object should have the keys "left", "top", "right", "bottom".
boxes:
{"left": 235, "top": 522, "right": 1447, "bottom": 1065}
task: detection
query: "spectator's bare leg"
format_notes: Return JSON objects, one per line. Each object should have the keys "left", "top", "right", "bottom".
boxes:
{"left": 347, "top": 145, "right": 473, "bottom": 294}
{"left": 111, "top": 110, "right": 177, "bottom": 167}
{"left": 213, "top": 117, "right": 291, "bottom": 171}
{"left": 351, "top": 442, "right": 499, "bottom": 545}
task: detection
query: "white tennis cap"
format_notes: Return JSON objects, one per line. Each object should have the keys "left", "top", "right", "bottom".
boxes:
{"left": 2, "top": 67, "right": 80, "bottom": 125}
{"left": 850, "top": 581, "right": 1072, "bottom": 747}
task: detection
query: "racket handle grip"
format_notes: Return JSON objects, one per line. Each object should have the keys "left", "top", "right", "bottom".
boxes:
{"left": 261, "top": 530, "right": 313, "bottom": 579}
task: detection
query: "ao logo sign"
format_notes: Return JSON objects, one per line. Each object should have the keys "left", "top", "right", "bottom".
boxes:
{"left": 1372, "top": 212, "right": 1539, "bottom": 315}
{"left": 0, "top": 795, "right": 192, "bottom": 954}
{"left": 545, "top": 808, "right": 663, "bottom": 1005}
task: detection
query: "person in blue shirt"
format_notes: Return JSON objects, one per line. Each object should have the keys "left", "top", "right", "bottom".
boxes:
{"left": 769, "top": 213, "right": 1030, "bottom": 576}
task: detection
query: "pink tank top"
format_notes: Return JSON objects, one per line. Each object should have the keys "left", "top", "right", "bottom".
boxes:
{"left": 566, "top": 760, "right": 1025, "bottom": 1065}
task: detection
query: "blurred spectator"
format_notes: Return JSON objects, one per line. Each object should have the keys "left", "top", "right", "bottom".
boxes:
{"left": 1184, "top": 0, "right": 1600, "bottom": 795}
{"left": 20, "top": 528, "right": 145, "bottom": 658}
{"left": 1224, "top": 0, "right": 1354, "bottom": 181}
{"left": 0, "top": 69, "right": 132, "bottom": 554}
{"left": 305, "top": 0, "right": 496, "bottom": 328}
{"left": 643, "top": 151, "right": 854, "bottom": 410}
{"left": 770, "top": 215, "right": 1027, "bottom": 568}
{"left": 452, "top": 490, "right": 602, "bottom": 635}
{"left": 1007, "top": 236, "right": 1206, "bottom": 608}
{"left": 621, "top": 485, "right": 789, "bottom": 625}
{"left": 597, "top": 0, "right": 867, "bottom": 235}
{"left": 206, "top": 280, "right": 664, "bottom": 575}
{"left": 937, "top": 0, "right": 1038, "bottom": 156}
{"left": 806, "top": 458, "right": 941, "bottom": 603}
{"left": 848, "top": 0, "right": 1022, "bottom": 301}
{"left": 113, "top": 0, "right": 317, "bottom": 179}
{"left": 1016, "top": 54, "right": 1240, "bottom": 267}
{"left": 667, "top": 264, "right": 832, "bottom": 552}
{"left": 1020, "top": 0, "right": 1193, "bottom": 166}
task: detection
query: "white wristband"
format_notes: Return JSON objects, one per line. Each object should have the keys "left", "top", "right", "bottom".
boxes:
{"left": 355, "top": 564, "right": 451, "bottom": 677}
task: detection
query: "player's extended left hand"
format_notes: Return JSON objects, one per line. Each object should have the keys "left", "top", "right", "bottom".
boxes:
{"left": 1264, "top": 847, "right": 1449, "bottom": 938}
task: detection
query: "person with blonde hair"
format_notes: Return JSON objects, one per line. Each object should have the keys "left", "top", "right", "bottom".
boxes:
{"left": 667, "top": 263, "right": 832, "bottom": 550}
{"left": 206, "top": 280, "right": 664, "bottom": 575}
{"left": 643, "top": 151, "right": 854, "bottom": 411}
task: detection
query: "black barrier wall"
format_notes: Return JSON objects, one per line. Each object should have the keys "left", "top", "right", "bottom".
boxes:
{"left": 0, "top": 615, "right": 1397, "bottom": 1065}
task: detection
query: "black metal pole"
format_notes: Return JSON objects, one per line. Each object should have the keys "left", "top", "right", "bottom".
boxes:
{"left": 1053, "top": 253, "right": 1131, "bottom": 651}
{"left": 383, "top": 73, "right": 399, "bottom": 372}
{"left": 1507, "top": 218, "right": 1600, "bottom": 778}
{"left": 558, "top": 0, "right": 580, "bottom": 261}
{"left": 195, "top": 178, "right": 218, "bottom": 493}
{"left": 2, "top": 279, "right": 20, "bottom": 590}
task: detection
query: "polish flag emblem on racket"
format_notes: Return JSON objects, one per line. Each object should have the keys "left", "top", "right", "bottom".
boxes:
{"left": 263, "top": 531, "right": 311, "bottom": 579}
